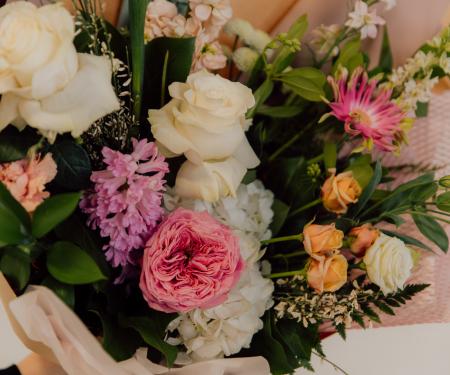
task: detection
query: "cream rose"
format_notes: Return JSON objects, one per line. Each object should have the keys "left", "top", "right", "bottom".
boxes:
{"left": 175, "top": 158, "right": 247, "bottom": 202}
{"left": 149, "top": 70, "right": 259, "bottom": 202}
{"left": 0, "top": 2, "right": 120, "bottom": 139}
{"left": 364, "top": 233, "right": 414, "bottom": 294}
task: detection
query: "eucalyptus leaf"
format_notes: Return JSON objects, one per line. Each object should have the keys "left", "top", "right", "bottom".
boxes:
{"left": 32, "top": 192, "right": 81, "bottom": 238}
{"left": 47, "top": 241, "right": 107, "bottom": 285}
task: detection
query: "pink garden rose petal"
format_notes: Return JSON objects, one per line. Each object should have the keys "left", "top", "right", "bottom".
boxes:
{"left": 140, "top": 208, "right": 244, "bottom": 313}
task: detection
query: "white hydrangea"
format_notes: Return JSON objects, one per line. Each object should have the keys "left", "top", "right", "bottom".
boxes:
{"left": 165, "top": 180, "right": 274, "bottom": 241}
{"left": 167, "top": 263, "right": 274, "bottom": 361}
{"left": 164, "top": 180, "right": 275, "bottom": 361}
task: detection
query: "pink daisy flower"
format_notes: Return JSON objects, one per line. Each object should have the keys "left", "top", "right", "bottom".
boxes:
{"left": 328, "top": 68, "right": 407, "bottom": 152}
{"left": 80, "top": 139, "right": 169, "bottom": 268}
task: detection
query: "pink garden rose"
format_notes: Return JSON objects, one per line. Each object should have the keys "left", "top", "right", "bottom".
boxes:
{"left": 140, "top": 208, "right": 244, "bottom": 313}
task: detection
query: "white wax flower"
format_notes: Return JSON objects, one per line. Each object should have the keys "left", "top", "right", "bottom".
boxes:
{"left": 345, "top": 0, "right": 385, "bottom": 39}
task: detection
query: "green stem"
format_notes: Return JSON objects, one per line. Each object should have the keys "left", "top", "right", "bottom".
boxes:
{"left": 312, "top": 351, "right": 350, "bottom": 375}
{"left": 317, "top": 30, "right": 348, "bottom": 68}
{"left": 272, "top": 250, "right": 308, "bottom": 259}
{"left": 268, "top": 269, "right": 306, "bottom": 279}
{"left": 425, "top": 208, "right": 450, "bottom": 218}
{"left": 129, "top": 0, "right": 148, "bottom": 122}
{"left": 261, "top": 234, "right": 303, "bottom": 245}
{"left": 289, "top": 198, "right": 322, "bottom": 218}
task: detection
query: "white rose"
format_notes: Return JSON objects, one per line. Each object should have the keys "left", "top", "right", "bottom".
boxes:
{"left": 0, "top": 2, "right": 120, "bottom": 138}
{"left": 148, "top": 70, "right": 258, "bottom": 164}
{"left": 175, "top": 157, "right": 246, "bottom": 202}
{"left": 364, "top": 233, "right": 414, "bottom": 294}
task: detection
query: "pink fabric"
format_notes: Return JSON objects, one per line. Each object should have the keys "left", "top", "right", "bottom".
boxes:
{"left": 376, "top": 92, "right": 450, "bottom": 326}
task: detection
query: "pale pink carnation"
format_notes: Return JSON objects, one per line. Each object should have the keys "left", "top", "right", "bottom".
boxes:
{"left": 80, "top": 139, "right": 169, "bottom": 268}
{"left": 328, "top": 68, "right": 407, "bottom": 152}
{"left": 140, "top": 208, "right": 244, "bottom": 313}
{"left": 0, "top": 154, "right": 57, "bottom": 213}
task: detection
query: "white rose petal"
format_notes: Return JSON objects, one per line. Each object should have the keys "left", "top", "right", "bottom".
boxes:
{"left": 364, "top": 233, "right": 414, "bottom": 294}
{"left": 1, "top": 54, "right": 120, "bottom": 138}
{"left": 0, "top": 2, "right": 120, "bottom": 138}
{"left": 175, "top": 157, "right": 247, "bottom": 202}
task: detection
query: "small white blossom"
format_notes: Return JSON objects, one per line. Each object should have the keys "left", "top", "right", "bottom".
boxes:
{"left": 345, "top": 0, "right": 385, "bottom": 39}
{"left": 439, "top": 53, "right": 450, "bottom": 74}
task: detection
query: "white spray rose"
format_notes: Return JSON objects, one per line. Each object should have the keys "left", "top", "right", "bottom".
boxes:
{"left": 364, "top": 233, "right": 414, "bottom": 294}
{"left": 0, "top": 2, "right": 120, "bottom": 139}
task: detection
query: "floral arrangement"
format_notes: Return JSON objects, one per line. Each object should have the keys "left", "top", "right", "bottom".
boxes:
{"left": 1, "top": 0, "right": 450, "bottom": 374}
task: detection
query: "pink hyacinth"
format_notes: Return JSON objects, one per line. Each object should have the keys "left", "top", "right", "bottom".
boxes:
{"left": 0, "top": 153, "right": 57, "bottom": 213}
{"left": 139, "top": 208, "right": 244, "bottom": 313}
{"left": 80, "top": 139, "right": 169, "bottom": 268}
{"left": 328, "top": 68, "right": 407, "bottom": 152}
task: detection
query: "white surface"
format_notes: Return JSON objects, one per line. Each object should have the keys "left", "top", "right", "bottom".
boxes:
{"left": 1, "top": 296, "right": 450, "bottom": 374}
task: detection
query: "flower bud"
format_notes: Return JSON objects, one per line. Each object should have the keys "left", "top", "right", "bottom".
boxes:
{"left": 307, "top": 254, "right": 348, "bottom": 293}
{"left": 321, "top": 170, "right": 362, "bottom": 214}
{"left": 303, "top": 224, "right": 344, "bottom": 256}
{"left": 348, "top": 224, "right": 380, "bottom": 256}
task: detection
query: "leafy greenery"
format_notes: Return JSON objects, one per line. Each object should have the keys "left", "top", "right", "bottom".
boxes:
{"left": 0, "top": 126, "right": 41, "bottom": 163}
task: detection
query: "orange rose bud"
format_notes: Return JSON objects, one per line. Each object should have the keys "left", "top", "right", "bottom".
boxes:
{"left": 307, "top": 253, "right": 348, "bottom": 293}
{"left": 303, "top": 224, "right": 344, "bottom": 256}
{"left": 321, "top": 170, "right": 362, "bottom": 214}
{"left": 349, "top": 224, "right": 380, "bottom": 256}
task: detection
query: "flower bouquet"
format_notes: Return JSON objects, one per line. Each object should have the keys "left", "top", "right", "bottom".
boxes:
{"left": 1, "top": 0, "right": 450, "bottom": 374}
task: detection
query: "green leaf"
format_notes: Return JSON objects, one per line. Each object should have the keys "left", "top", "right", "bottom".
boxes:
{"left": 47, "top": 241, "right": 107, "bottom": 285}
{"left": 0, "top": 126, "right": 41, "bottom": 163}
{"left": 352, "top": 160, "right": 382, "bottom": 217}
{"left": 256, "top": 105, "right": 304, "bottom": 118}
{"left": 335, "top": 323, "right": 346, "bottom": 340}
{"left": 247, "top": 78, "right": 274, "bottom": 118}
{"left": 278, "top": 74, "right": 324, "bottom": 102}
{"left": 345, "top": 155, "right": 374, "bottom": 189}
{"left": 278, "top": 67, "right": 326, "bottom": 86}
{"left": 55, "top": 215, "right": 111, "bottom": 278}
{"left": 0, "top": 203, "right": 28, "bottom": 247}
{"left": 93, "top": 312, "right": 142, "bottom": 362}
{"left": 323, "top": 142, "right": 337, "bottom": 170}
{"left": 412, "top": 214, "right": 448, "bottom": 252}
{"left": 408, "top": 182, "right": 438, "bottom": 203}
{"left": 381, "top": 230, "right": 432, "bottom": 251}
{"left": 415, "top": 101, "right": 429, "bottom": 117}
{"left": 272, "top": 15, "right": 308, "bottom": 74}
{"left": 32, "top": 192, "right": 81, "bottom": 238}
{"left": 50, "top": 140, "right": 92, "bottom": 191}
{"left": 41, "top": 276, "right": 75, "bottom": 308}
{"left": 361, "top": 305, "right": 381, "bottom": 323}
{"left": 333, "top": 38, "right": 364, "bottom": 74}
{"left": 373, "top": 300, "right": 395, "bottom": 316}
{"left": 436, "top": 191, "right": 450, "bottom": 212}
{"left": 0, "top": 247, "right": 30, "bottom": 291}
{"left": 379, "top": 27, "right": 393, "bottom": 72}
{"left": 351, "top": 312, "right": 366, "bottom": 328}
{"left": 0, "top": 182, "right": 30, "bottom": 231}
{"left": 270, "top": 199, "right": 290, "bottom": 236}
{"left": 124, "top": 316, "right": 178, "bottom": 368}
{"left": 144, "top": 37, "right": 195, "bottom": 110}
{"left": 242, "top": 170, "right": 257, "bottom": 185}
